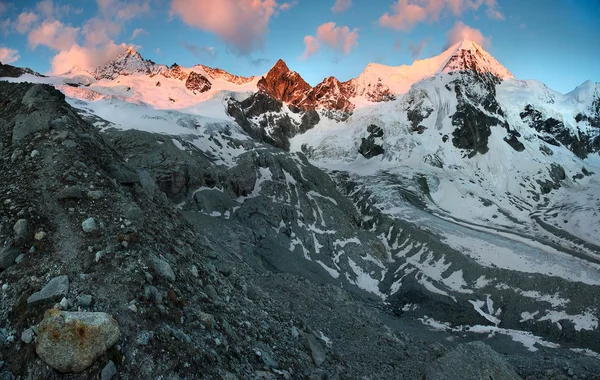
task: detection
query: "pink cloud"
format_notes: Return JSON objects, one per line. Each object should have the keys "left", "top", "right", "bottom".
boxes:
{"left": 96, "top": 0, "right": 150, "bottom": 21}
{"left": 393, "top": 37, "right": 402, "bottom": 51}
{"left": 379, "top": 0, "right": 504, "bottom": 31}
{"left": 317, "top": 22, "right": 359, "bottom": 54}
{"left": 130, "top": 28, "right": 147, "bottom": 40}
{"left": 15, "top": 12, "right": 39, "bottom": 34}
{"left": 37, "top": 0, "right": 79, "bottom": 19}
{"left": 301, "top": 35, "right": 320, "bottom": 59}
{"left": 331, "top": 0, "right": 352, "bottom": 13}
{"left": 0, "top": 46, "right": 20, "bottom": 64}
{"left": 170, "top": 0, "right": 279, "bottom": 55}
{"left": 28, "top": 20, "right": 79, "bottom": 51}
{"left": 444, "top": 21, "right": 490, "bottom": 49}
{"left": 280, "top": 1, "right": 298, "bottom": 11}
{"left": 82, "top": 18, "right": 121, "bottom": 46}
{"left": 301, "top": 22, "right": 358, "bottom": 59}
{"left": 50, "top": 41, "right": 128, "bottom": 74}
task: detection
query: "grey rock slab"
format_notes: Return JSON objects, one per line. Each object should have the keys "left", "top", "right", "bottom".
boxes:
{"left": 305, "top": 334, "right": 326, "bottom": 367}
{"left": 12, "top": 219, "right": 28, "bottom": 236}
{"left": 106, "top": 164, "right": 139, "bottom": 184}
{"left": 148, "top": 254, "right": 175, "bottom": 282}
{"left": 0, "top": 246, "right": 20, "bottom": 270}
{"left": 76, "top": 294, "right": 93, "bottom": 307}
{"left": 36, "top": 309, "right": 120, "bottom": 373}
{"left": 81, "top": 218, "right": 98, "bottom": 233}
{"left": 27, "top": 275, "right": 69, "bottom": 307}
{"left": 56, "top": 186, "right": 86, "bottom": 200}
{"left": 100, "top": 360, "right": 117, "bottom": 380}
{"left": 424, "top": 341, "right": 521, "bottom": 380}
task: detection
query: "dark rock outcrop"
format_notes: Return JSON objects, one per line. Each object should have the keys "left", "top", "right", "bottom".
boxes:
{"left": 185, "top": 71, "right": 212, "bottom": 94}
{"left": 0, "top": 62, "right": 43, "bottom": 78}
{"left": 359, "top": 125, "right": 385, "bottom": 158}
{"left": 521, "top": 104, "right": 600, "bottom": 158}
{"left": 450, "top": 72, "right": 507, "bottom": 157}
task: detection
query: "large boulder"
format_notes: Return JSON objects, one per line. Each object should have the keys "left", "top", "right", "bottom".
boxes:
{"left": 424, "top": 341, "right": 521, "bottom": 380}
{"left": 36, "top": 309, "right": 120, "bottom": 373}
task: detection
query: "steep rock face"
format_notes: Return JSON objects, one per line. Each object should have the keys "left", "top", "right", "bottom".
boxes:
{"left": 310, "top": 76, "right": 355, "bottom": 115}
{"left": 185, "top": 72, "right": 212, "bottom": 94}
{"left": 227, "top": 93, "right": 319, "bottom": 150}
{"left": 199, "top": 65, "right": 255, "bottom": 85}
{"left": 450, "top": 72, "right": 509, "bottom": 157}
{"left": 257, "top": 60, "right": 313, "bottom": 108}
{"left": 93, "top": 47, "right": 165, "bottom": 80}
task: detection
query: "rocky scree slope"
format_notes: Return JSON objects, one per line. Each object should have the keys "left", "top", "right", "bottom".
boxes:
{"left": 0, "top": 81, "right": 531, "bottom": 379}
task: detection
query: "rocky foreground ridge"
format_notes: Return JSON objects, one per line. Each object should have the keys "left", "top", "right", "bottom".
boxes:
{"left": 0, "top": 81, "right": 539, "bottom": 379}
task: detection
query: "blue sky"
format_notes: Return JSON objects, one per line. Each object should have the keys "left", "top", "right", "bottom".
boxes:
{"left": 0, "top": 0, "right": 598, "bottom": 93}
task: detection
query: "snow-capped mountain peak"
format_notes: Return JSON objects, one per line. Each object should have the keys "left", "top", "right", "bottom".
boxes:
{"left": 441, "top": 39, "right": 514, "bottom": 79}
{"left": 351, "top": 39, "right": 513, "bottom": 101}
{"left": 92, "top": 46, "right": 166, "bottom": 81}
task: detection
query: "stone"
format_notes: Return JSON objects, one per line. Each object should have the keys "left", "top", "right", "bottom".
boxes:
{"left": 81, "top": 218, "right": 98, "bottom": 233}
{"left": 0, "top": 246, "right": 20, "bottom": 270}
{"left": 305, "top": 334, "right": 326, "bottom": 367}
{"left": 10, "top": 149, "right": 22, "bottom": 162}
{"left": 424, "top": 341, "right": 521, "bottom": 380}
{"left": 205, "top": 284, "right": 219, "bottom": 301}
{"left": 21, "top": 328, "right": 34, "bottom": 344}
{"left": 34, "top": 231, "right": 47, "bottom": 240}
{"left": 14, "top": 254, "right": 24, "bottom": 264}
{"left": 36, "top": 309, "right": 120, "bottom": 373}
{"left": 13, "top": 219, "right": 28, "bottom": 236}
{"left": 106, "top": 164, "right": 139, "bottom": 184}
{"left": 199, "top": 312, "right": 216, "bottom": 329}
{"left": 30, "top": 150, "right": 40, "bottom": 158}
{"left": 27, "top": 275, "right": 70, "bottom": 307}
{"left": 148, "top": 254, "right": 176, "bottom": 282}
{"left": 101, "top": 360, "right": 117, "bottom": 380}
{"left": 87, "top": 190, "right": 104, "bottom": 200}
{"left": 123, "top": 203, "right": 144, "bottom": 225}
{"left": 135, "top": 331, "right": 154, "bottom": 346}
{"left": 76, "top": 294, "right": 93, "bottom": 307}
{"left": 56, "top": 186, "right": 86, "bottom": 200}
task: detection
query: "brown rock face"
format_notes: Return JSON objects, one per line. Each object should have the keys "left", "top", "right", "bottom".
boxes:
{"left": 257, "top": 60, "right": 355, "bottom": 115}
{"left": 186, "top": 71, "right": 212, "bottom": 94}
{"left": 257, "top": 59, "right": 313, "bottom": 108}
{"left": 310, "top": 76, "right": 355, "bottom": 113}
{"left": 36, "top": 309, "right": 120, "bottom": 373}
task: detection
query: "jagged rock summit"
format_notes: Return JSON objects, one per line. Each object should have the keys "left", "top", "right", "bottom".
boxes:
{"left": 92, "top": 46, "right": 165, "bottom": 81}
